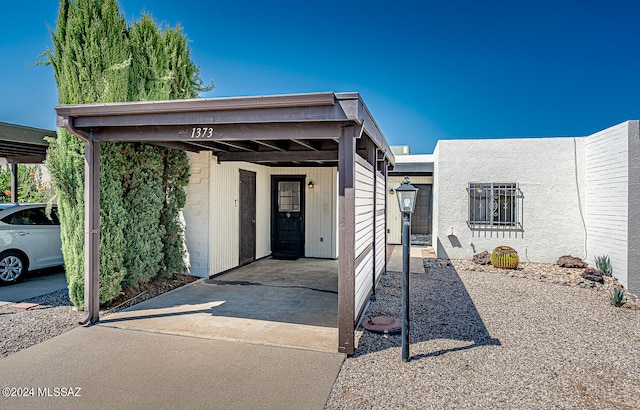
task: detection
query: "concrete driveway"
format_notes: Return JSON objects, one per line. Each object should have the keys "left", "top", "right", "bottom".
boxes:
{"left": 100, "top": 258, "right": 339, "bottom": 352}
{"left": 0, "top": 258, "right": 345, "bottom": 409}
{"left": 0, "top": 325, "right": 345, "bottom": 410}
{"left": 0, "top": 269, "right": 66, "bottom": 306}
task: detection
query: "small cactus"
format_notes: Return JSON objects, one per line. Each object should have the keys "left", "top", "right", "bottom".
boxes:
{"left": 491, "top": 246, "right": 519, "bottom": 269}
{"left": 609, "top": 288, "right": 627, "bottom": 308}
{"left": 594, "top": 255, "right": 612, "bottom": 277}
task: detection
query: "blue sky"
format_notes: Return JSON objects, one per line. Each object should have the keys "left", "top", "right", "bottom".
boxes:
{"left": 1, "top": 1, "right": 639, "bottom": 154}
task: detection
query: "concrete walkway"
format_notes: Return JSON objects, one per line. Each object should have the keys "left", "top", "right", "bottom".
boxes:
{"left": 386, "top": 244, "right": 434, "bottom": 273}
{"left": 0, "top": 326, "right": 345, "bottom": 410}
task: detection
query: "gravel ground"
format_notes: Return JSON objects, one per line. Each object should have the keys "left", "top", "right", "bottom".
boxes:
{"left": 326, "top": 260, "right": 640, "bottom": 409}
{"left": 0, "top": 289, "right": 81, "bottom": 358}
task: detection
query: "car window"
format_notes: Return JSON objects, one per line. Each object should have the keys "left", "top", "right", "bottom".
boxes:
{"left": 1, "top": 207, "right": 58, "bottom": 226}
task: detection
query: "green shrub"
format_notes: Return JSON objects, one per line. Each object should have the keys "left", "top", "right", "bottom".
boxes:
{"left": 609, "top": 288, "right": 627, "bottom": 307}
{"left": 594, "top": 255, "right": 612, "bottom": 277}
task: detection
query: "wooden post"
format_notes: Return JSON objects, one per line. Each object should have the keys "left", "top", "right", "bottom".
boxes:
{"left": 338, "top": 125, "right": 356, "bottom": 355}
{"left": 80, "top": 140, "right": 100, "bottom": 325}
{"left": 10, "top": 162, "right": 17, "bottom": 203}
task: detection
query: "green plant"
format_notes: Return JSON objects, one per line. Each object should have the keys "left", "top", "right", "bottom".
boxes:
{"left": 491, "top": 246, "right": 519, "bottom": 269}
{"left": 594, "top": 255, "right": 612, "bottom": 277}
{"left": 0, "top": 164, "right": 54, "bottom": 203}
{"left": 609, "top": 288, "right": 627, "bottom": 307}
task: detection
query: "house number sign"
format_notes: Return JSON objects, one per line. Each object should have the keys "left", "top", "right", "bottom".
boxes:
{"left": 190, "top": 127, "right": 214, "bottom": 138}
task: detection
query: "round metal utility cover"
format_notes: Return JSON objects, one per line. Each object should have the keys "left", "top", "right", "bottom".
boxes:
{"left": 363, "top": 316, "right": 402, "bottom": 334}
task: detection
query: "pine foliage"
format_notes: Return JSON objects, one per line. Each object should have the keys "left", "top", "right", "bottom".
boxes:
{"left": 43, "top": 0, "right": 209, "bottom": 308}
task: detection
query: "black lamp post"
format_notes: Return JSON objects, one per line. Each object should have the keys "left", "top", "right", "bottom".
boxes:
{"left": 395, "top": 176, "right": 418, "bottom": 362}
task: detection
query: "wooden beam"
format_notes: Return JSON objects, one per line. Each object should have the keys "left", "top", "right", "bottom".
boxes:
{"left": 10, "top": 163, "right": 17, "bottom": 203}
{"left": 254, "top": 140, "right": 287, "bottom": 151}
{"left": 185, "top": 141, "right": 229, "bottom": 152}
{"left": 150, "top": 141, "right": 201, "bottom": 152}
{"left": 87, "top": 123, "right": 345, "bottom": 142}
{"left": 5, "top": 154, "right": 47, "bottom": 163}
{"left": 214, "top": 140, "right": 256, "bottom": 152}
{"left": 217, "top": 150, "right": 337, "bottom": 163}
{"left": 338, "top": 125, "right": 357, "bottom": 355}
{"left": 290, "top": 139, "right": 319, "bottom": 151}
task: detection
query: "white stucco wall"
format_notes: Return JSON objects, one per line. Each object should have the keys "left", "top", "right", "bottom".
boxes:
{"left": 584, "top": 121, "right": 631, "bottom": 289}
{"left": 433, "top": 137, "right": 586, "bottom": 263}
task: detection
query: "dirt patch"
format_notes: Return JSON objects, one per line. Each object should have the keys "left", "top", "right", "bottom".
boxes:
{"left": 101, "top": 274, "right": 199, "bottom": 313}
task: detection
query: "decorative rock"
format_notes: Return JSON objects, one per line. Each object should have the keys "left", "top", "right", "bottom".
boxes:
{"left": 472, "top": 251, "right": 492, "bottom": 265}
{"left": 557, "top": 255, "right": 588, "bottom": 268}
{"left": 582, "top": 267, "right": 604, "bottom": 283}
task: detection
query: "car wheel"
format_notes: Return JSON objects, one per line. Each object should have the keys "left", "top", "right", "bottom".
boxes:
{"left": 0, "top": 251, "right": 27, "bottom": 284}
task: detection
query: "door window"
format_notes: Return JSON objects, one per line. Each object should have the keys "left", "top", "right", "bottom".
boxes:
{"left": 278, "top": 181, "right": 300, "bottom": 212}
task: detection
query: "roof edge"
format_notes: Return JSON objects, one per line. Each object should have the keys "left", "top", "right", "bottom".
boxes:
{"left": 56, "top": 92, "right": 337, "bottom": 119}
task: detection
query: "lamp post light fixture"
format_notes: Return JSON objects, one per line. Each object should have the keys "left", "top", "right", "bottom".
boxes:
{"left": 395, "top": 176, "right": 418, "bottom": 362}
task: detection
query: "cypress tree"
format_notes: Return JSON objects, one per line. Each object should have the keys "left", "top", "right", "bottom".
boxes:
{"left": 44, "top": 1, "right": 211, "bottom": 307}
{"left": 45, "top": 0, "right": 130, "bottom": 307}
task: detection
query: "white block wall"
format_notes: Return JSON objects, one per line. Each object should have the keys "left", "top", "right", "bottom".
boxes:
{"left": 585, "top": 121, "right": 631, "bottom": 289}
{"left": 183, "top": 151, "right": 211, "bottom": 277}
{"left": 433, "top": 137, "right": 586, "bottom": 263}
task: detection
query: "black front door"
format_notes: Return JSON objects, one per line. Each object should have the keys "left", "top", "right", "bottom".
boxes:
{"left": 239, "top": 169, "right": 256, "bottom": 266}
{"left": 271, "top": 176, "right": 305, "bottom": 259}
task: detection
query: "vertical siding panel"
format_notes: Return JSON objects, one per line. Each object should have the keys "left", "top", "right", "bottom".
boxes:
{"left": 375, "top": 170, "right": 386, "bottom": 279}
{"left": 209, "top": 160, "right": 271, "bottom": 274}
{"left": 354, "top": 159, "right": 374, "bottom": 319}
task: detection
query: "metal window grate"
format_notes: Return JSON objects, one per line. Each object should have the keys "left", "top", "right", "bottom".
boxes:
{"left": 467, "top": 182, "right": 522, "bottom": 231}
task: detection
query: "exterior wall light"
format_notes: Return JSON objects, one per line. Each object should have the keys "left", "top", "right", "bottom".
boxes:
{"left": 389, "top": 188, "right": 395, "bottom": 195}
{"left": 307, "top": 181, "right": 314, "bottom": 189}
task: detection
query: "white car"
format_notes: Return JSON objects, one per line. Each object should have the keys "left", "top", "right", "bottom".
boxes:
{"left": 0, "top": 203, "right": 64, "bottom": 284}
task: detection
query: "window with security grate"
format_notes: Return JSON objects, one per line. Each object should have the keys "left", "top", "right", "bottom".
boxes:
{"left": 467, "top": 183, "right": 523, "bottom": 230}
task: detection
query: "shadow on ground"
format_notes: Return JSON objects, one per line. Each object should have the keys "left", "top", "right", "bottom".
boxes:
{"left": 356, "top": 259, "right": 500, "bottom": 360}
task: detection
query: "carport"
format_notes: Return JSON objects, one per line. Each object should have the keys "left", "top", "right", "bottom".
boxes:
{"left": 0, "top": 122, "right": 55, "bottom": 202}
{"left": 56, "top": 92, "right": 395, "bottom": 354}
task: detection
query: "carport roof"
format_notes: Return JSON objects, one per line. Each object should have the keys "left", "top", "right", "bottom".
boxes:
{"left": 56, "top": 92, "right": 395, "bottom": 167}
{"left": 0, "top": 122, "right": 56, "bottom": 163}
